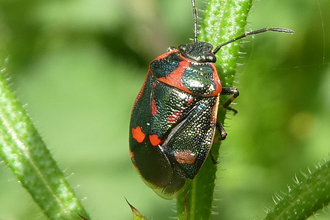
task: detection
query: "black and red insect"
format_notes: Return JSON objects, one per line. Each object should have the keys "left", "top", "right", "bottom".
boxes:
{"left": 129, "top": 0, "right": 293, "bottom": 199}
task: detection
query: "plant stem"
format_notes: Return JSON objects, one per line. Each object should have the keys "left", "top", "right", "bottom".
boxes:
{"left": 176, "top": 0, "right": 252, "bottom": 219}
{"left": 264, "top": 160, "right": 330, "bottom": 220}
{"left": 0, "top": 69, "right": 89, "bottom": 220}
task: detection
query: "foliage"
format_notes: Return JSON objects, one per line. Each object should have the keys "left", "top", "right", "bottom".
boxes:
{"left": 0, "top": 0, "right": 329, "bottom": 219}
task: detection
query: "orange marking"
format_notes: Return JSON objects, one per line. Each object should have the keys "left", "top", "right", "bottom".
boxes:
{"left": 149, "top": 134, "right": 162, "bottom": 146}
{"left": 174, "top": 150, "right": 196, "bottom": 165}
{"left": 210, "top": 64, "right": 222, "bottom": 96}
{"left": 157, "top": 60, "right": 191, "bottom": 94}
{"left": 177, "top": 54, "right": 222, "bottom": 97}
{"left": 132, "top": 126, "right": 145, "bottom": 143}
{"left": 129, "top": 151, "right": 134, "bottom": 158}
{"left": 167, "top": 110, "right": 182, "bottom": 123}
{"left": 151, "top": 96, "right": 157, "bottom": 116}
{"left": 157, "top": 60, "right": 223, "bottom": 97}
{"left": 132, "top": 72, "right": 149, "bottom": 110}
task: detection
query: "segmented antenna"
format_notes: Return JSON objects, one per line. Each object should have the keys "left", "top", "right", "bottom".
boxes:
{"left": 191, "top": 0, "right": 198, "bottom": 43}
{"left": 213, "top": 28, "right": 294, "bottom": 54}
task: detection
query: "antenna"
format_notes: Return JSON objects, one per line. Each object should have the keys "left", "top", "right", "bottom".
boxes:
{"left": 191, "top": 0, "right": 198, "bottom": 43}
{"left": 212, "top": 27, "right": 294, "bottom": 54}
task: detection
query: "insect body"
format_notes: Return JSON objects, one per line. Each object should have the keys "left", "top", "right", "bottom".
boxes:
{"left": 129, "top": 0, "right": 293, "bottom": 199}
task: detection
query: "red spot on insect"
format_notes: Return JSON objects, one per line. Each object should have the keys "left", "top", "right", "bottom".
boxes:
{"left": 151, "top": 96, "right": 157, "bottom": 116}
{"left": 187, "top": 98, "right": 194, "bottom": 105}
{"left": 149, "top": 134, "right": 162, "bottom": 146}
{"left": 157, "top": 60, "right": 189, "bottom": 93}
{"left": 174, "top": 150, "right": 196, "bottom": 165}
{"left": 129, "top": 150, "right": 134, "bottom": 158}
{"left": 167, "top": 110, "right": 183, "bottom": 123}
{"left": 210, "top": 64, "right": 222, "bottom": 96}
{"left": 132, "top": 126, "right": 145, "bottom": 143}
{"left": 157, "top": 60, "right": 222, "bottom": 97}
{"left": 132, "top": 72, "right": 149, "bottom": 110}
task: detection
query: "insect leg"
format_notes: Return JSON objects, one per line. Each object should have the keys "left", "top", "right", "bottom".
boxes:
{"left": 216, "top": 121, "right": 227, "bottom": 140}
{"left": 221, "top": 88, "right": 239, "bottom": 115}
{"left": 208, "top": 122, "right": 227, "bottom": 164}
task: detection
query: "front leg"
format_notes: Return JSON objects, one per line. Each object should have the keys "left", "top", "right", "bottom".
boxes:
{"left": 221, "top": 87, "right": 239, "bottom": 115}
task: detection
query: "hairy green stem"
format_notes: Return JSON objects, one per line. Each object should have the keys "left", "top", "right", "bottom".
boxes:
{"left": 176, "top": 0, "right": 252, "bottom": 219}
{"left": 264, "top": 160, "right": 330, "bottom": 220}
{"left": 0, "top": 70, "right": 88, "bottom": 219}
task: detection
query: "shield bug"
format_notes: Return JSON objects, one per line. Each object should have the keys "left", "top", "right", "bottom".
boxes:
{"left": 129, "top": 0, "right": 294, "bottom": 199}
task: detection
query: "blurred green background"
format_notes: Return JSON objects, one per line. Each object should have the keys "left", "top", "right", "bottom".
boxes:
{"left": 0, "top": 0, "right": 329, "bottom": 219}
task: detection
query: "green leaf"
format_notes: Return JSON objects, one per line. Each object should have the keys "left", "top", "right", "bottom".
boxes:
{"left": 0, "top": 69, "right": 89, "bottom": 219}
{"left": 126, "top": 199, "right": 148, "bottom": 220}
